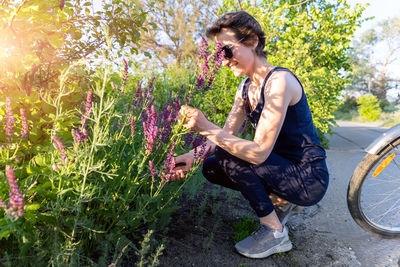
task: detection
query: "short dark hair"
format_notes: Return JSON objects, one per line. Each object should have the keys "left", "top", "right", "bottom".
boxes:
{"left": 205, "top": 11, "right": 267, "bottom": 58}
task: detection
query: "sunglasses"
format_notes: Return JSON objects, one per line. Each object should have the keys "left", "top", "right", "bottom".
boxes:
{"left": 220, "top": 37, "right": 245, "bottom": 59}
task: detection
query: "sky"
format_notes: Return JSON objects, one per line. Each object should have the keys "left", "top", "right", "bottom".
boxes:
{"left": 347, "top": 0, "right": 400, "bottom": 36}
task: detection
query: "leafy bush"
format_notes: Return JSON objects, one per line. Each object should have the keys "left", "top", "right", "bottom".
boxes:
{"left": 380, "top": 100, "right": 398, "bottom": 113}
{"left": 0, "top": 67, "right": 192, "bottom": 265}
{"left": 0, "top": 37, "right": 226, "bottom": 265}
{"left": 357, "top": 94, "right": 382, "bottom": 121}
{"left": 338, "top": 96, "right": 358, "bottom": 113}
{"left": 334, "top": 95, "right": 359, "bottom": 120}
{"left": 333, "top": 109, "right": 359, "bottom": 121}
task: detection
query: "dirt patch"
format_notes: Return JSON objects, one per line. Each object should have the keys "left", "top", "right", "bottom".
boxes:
{"left": 156, "top": 180, "right": 361, "bottom": 267}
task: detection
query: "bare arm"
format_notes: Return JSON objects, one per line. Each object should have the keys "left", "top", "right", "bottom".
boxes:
{"left": 185, "top": 71, "right": 300, "bottom": 165}
{"left": 198, "top": 81, "right": 247, "bottom": 156}
{"left": 171, "top": 82, "right": 247, "bottom": 180}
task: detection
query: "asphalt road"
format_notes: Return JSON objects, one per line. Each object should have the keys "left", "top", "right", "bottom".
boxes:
{"left": 302, "top": 120, "right": 400, "bottom": 266}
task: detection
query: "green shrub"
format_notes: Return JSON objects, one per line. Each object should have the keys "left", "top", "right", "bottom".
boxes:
{"left": 380, "top": 100, "right": 398, "bottom": 113}
{"left": 0, "top": 65, "right": 195, "bottom": 265}
{"left": 333, "top": 109, "right": 359, "bottom": 121}
{"left": 357, "top": 94, "right": 382, "bottom": 121}
{"left": 0, "top": 38, "right": 227, "bottom": 266}
{"left": 337, "top": 96, "right": 358, "bottom": 113}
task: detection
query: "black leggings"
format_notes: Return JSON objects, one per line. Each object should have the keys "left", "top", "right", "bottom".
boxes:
{"left": 202, "top": 146, "right": 329, "bottom": 217}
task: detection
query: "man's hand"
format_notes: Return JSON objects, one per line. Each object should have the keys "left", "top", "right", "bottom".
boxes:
{"left": 178, "top": 105, "right": 211, "bottom": 133}
{"left": 170, "top": 152, "right": 194, "bottom": 181}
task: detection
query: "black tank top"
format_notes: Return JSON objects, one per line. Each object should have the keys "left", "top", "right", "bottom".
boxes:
{"left": 241, "top": 67, "right": 326, "bottom": 164}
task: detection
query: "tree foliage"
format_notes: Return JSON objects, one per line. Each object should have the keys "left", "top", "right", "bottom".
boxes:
{"left": 0, "top": 0, "right": 147, "bottom": 95}
{"left": 137, "top": 0, "right": 219, "bottom": 69}
{"left": 0, "top": 0, "right": 148, "bottom": 160}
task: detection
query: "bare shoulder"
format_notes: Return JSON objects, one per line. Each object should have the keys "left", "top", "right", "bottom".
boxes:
{"left": 265, "top": 70, "right": 302, "bottom": 105}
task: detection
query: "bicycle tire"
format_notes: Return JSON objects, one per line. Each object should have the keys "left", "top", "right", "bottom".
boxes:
{"left": 347, "top": 138, "right": 400, "bottom": 239}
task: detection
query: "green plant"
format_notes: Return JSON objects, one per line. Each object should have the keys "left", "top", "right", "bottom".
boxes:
{"left": 334, "top": 109, "right": 359, "bottom": 121}
{"left": 337, "top": 96, "right": 359, "bottom": 113}
{"left": 0, "top": 35, "right": 227, "bottom": 265}
{"left": 233, "top": 215, "right": 258, "bottom": 243}
{"left": 0, "top": 69, "right": 185, "bottom": 265}
{"left": 357, "top": 94, "right": 382, "bottom": 121}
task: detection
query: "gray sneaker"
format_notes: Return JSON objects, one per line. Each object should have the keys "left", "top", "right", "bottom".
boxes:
{"left": 234, "top": 224, "right": 292, "bottom": 258}
{"left": 275, "top": 204, "right": 304, "bottom": 225}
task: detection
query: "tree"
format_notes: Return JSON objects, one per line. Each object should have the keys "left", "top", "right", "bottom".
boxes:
{"left": 347, "top": 17, "right": 400, "bottom": 102}
{"left": 347, "top": 29, "right": 377, "bottom": 94}
{"left": 136, "top": 0, "right": 219, "bottom": 69}
{"left": 0, "top": 0, "right": 147, "bottom": 95}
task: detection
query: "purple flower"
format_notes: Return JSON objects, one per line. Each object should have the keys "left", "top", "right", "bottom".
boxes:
{"left": 81, "top": 91, "right": 93, "bottom": 129}
{"left": 4, "top": 97, "right": 14, "bottom": 142}
{"left": 159, "top": 100, "right": 180, "bottom": 142}
{"left": 184, "top": 91, "right": 191, "bottom": 105}
{"left": 192, "top": 134, "right": 204, "bottom": 148}
{"left": 20, "top": 108, "right": 28, "bottom": 139}
{"left": 143, "top": 104, "right": 158, "bottom": 155}
{"left": 5, "top": 165, "right": 24, "bottom": 218}
{"left": 73, "top": 129, "right": 85, "bottom": 145}
{"left": 214, "top": 42, "right": 225, "bottom": 71}
{"left": 206, "top": 75, "right": 215, "bottom": 91}
{"left": 193, "top": 135, "right": 206, "bottom": 162}
{"left": 144, "top": 77, "right": 155, "bottom": 101}
{"left": 131, "top": 115, "right": 135, "bottom": 138}
{"left": 184, "top": 132, "right": 194, "bottom": 148}
{"left": 149, "top": 160, "right": 156, "bottom": 183}
{"left": 193, "top": 38, "right": 225, "bottom": 94}
{"left": 162, "top": 142, "right": 175, "bottom": 182}
{"left": 198, "top": 37, "right": 210, "bottom": 62}
{"left": 111, "top": 81, "right": 117, "bottom": 90}
{"left": 76, "top": 90, "right": 93, "bottom": 145}
{"left": 197, "top": 74, "right": 204, "bottom": 89}
{"left": 51, "top": 135, "right": 68, "bottom": 164}
{"left": 120, "top": 58, "right": 129, "bottom": 92}
{"left": 134, "top": 81, "right": 143, "bottom": 107}
{"left": 198, "top": 140, "right": 207, "bottom": 159}
{"left": 159, "top": 105, "right": 171, "bottom": 142}
{"left": 202, "top": 60, "right": 210, "bottom": 78}
{"left": 122, "top": 58, "right": 128, "bottom": 84}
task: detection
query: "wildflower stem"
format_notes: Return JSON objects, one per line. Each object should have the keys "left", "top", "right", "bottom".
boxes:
{"left": 68, "top": 66, "right": 109, "bottom": 255}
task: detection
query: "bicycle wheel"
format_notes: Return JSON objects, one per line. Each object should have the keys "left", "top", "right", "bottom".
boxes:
{"left": 347, "top": 138, "right": 400, "bottom": 239}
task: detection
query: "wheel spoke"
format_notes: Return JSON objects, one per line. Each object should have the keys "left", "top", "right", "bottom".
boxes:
{"left": 360, "top": 145, "right": 400, "bottom": 231}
